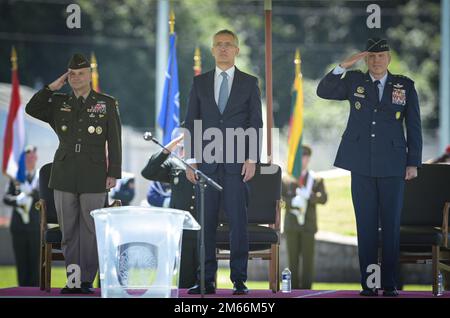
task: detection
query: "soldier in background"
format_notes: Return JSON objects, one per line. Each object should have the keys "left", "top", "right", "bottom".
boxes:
{"left": 282, "top": 145, "right": 327, "bottom": 290}
{"left": 3, "top": 145, "right": 40, "bottom": 286}
{"left": 141, "top": 130, "right": 198, "bottom": 288}
{"left": 26, "top": 53, "right": 122, "bottom": 294}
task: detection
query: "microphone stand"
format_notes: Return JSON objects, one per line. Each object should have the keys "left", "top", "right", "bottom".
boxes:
{"left": 144, "top": 132, "right": 222, "bottom": 298}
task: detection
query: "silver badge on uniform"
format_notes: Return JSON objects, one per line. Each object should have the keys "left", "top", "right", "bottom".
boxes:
{"left": 88, "top": 126, "right": 95, "bottom": 134}
{"left": 96, "top": 126, "right": 103, "bottom": 135}
{"left": 173, "top": 177, "right": 179, "bottom": 185}
{"left": 355, "top": 101, "right": 361, "bottom": 110}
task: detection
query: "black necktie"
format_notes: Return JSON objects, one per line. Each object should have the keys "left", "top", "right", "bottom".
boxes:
{"left": 373, "top": 80, "right": 381, "bottom": 102}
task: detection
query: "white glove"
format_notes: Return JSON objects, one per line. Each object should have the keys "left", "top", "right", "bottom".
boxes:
{"left": 15, "top": 192, "right": 32, "bottom": 224}
{"left": 291, "top": 188, "right": 307, "bottom": 211}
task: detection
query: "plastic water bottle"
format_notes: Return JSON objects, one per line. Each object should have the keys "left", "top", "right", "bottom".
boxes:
{"left": 437, "top": 272, "right": 443, "bottom": 296}
{"left": 281, "top": 268, "right": 291, "bottom": 293}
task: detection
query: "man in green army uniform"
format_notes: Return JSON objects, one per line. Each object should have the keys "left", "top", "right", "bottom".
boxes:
{"left": 141, "top": 130, "right": 199, "bottom": 288}
{"left": 282, "top": 145, "right": 327, "bottom": 290}
{"left": 26, "top": 53, "right": 122, "bottom": 294}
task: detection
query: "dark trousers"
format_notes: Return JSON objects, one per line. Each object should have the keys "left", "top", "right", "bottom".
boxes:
{"left": 351, "top": 172, "right": 404, "bottom": 290}
{"left": 10, "top": 229, "right": 40, "bottom": 286}
{"left": 179, "top": 237, "right": 198, "bottom": 288}
{"left": 285, "top": 230, "right": 315, "bottom": 289}
{"left": 198, "top": 164, "right": 249, "bottom": 283}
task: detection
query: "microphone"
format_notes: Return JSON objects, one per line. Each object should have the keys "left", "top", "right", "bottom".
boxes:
{"left": 143, "top": 132, "right": 153, "bottom": 141}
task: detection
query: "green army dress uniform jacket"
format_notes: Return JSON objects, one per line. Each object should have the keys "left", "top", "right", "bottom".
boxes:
{"left": 26, "top": 87, "right": 122, "bottom": 193}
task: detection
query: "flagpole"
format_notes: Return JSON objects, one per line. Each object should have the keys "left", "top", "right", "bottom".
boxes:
{"left": 155, "top": 0, "right": 169, "bottom": 139}
{"left": 265, "top": 0, "right": 273, "bottom": 163}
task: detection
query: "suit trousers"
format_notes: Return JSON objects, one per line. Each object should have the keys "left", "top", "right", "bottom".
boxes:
{"left": 54, "top": 190, "right": 105, "bottom": 283}
{"left": 198, "top": 164, "right": 249, "bottom": 283}
{"left": 351, "top": 172, "right": 404, "bottom": 290}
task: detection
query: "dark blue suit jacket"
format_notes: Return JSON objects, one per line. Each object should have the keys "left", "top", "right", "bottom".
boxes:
{"left": 317, "top": 69, "right": 422, "bottom": 177}
{"left": 184, "top": 67, "right": 263, "bottom": 175}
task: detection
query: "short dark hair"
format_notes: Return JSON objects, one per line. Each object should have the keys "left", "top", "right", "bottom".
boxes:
{"left": 302, "top": 145, "right": 312, "bottom": 157}
{"left": 213, "top": 29, "right": 239, "bottom": 47}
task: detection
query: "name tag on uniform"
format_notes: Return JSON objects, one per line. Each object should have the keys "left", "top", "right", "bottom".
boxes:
{"left": 353, "top": 93, "right": 365, "bottom": 98}
{"left": 392, "top": 88, "right": 406, "bottom": 106}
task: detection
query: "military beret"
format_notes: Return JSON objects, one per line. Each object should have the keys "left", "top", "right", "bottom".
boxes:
{"left": 67, "top": 53, "right": 90, "bottom": 69}
{"left": 366, "top": 38, "right": 390, "bottom": 52}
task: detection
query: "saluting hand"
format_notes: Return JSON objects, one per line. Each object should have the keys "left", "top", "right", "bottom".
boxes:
{"left": 405, "top": 166, "right": 418, "bottom": 181}
{"left": 340, "top": 51, "right": 369, "bottom": 69}
{"left": 163, "top": 134, "right": 184, "bottom": 154}
{"left": 48, "top": 71, "right": 69, "bottom": 91}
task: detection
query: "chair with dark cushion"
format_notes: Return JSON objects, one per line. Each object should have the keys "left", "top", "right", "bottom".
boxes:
{"left": 397, "top": 163, "right": 450, "bottom": 295}
{"left": 216, "top": 163, "right": 282, "bottom": 292}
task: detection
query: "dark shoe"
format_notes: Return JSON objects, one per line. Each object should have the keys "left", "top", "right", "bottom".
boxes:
{"left": 359, "top": 288, "right": 378, "bottom": 297}
{"left": 60, "top": 286, "right": 82, "bottom": 294}
{"left": 80, "top": 282, "right": 94, "bottom": 294}
{"left": 383, "top": 288, "right": 399, "bottom": 297}
{"left": 187, "top": 282, "right": 216, "bottom": 295}
{"left": 233, "top": 281, "right": 249, "bottom": 295}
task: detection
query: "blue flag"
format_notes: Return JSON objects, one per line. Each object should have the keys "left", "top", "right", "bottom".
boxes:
{"left": 158, "top": 33, "right": 180, "bottom": 145}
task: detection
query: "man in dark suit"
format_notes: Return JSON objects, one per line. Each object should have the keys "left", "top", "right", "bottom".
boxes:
{"left": 184, "top": 29, "right": 263, "bottom": 295}
{"left": 317, "top": 38, "right": 422, "bottom": 296}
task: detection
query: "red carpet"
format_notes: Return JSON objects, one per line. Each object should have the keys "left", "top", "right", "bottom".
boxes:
{"left": 0, "top": 287, "right": 448, "bottom": 298}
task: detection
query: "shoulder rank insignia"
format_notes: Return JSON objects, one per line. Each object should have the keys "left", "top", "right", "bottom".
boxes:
{"left": 393, "top": 83, "right": 404, "bottom": 89}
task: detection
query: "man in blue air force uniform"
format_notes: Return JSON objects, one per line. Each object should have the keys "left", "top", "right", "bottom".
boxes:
{"left": 317, "top": 38, "right": 422, "bottom": 297}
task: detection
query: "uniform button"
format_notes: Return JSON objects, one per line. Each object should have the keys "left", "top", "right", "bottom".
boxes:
{"left": 190, "top": 206, "right": 194, "bottom": 210}
{"left": 371, "top": 134, "right": 375, "bottom": 137}
{"left": 192, "top": 195, "right": 195, "bottom": 199}
{"left": 372, "top": 121, "right": 376, "bottom": 125}
{"left": 374, "top": 109, "right": 378, "bottom": 112}
{"left": 79, "top": 119, "right": 83, "bottom": 122}
{"left": 78, "top": 129, "right": 82, "bottom": 132}
{"left": 77, "top": 138, "right": 82, "bottom": 142}
{"left": 219, "top": 119, "right": 223, "bottom": 123}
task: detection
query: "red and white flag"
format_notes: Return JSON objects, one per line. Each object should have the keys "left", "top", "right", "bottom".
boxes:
{"left": 2, "top": 47, "right": 25, "bottom": 181}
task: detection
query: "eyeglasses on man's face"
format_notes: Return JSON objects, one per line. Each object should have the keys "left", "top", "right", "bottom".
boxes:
{"left": 213, "top": 42, "right": 237, "bottom": 50}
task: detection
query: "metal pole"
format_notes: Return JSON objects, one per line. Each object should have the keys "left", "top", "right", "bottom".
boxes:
{"left": 155, "top": 0, "right": 169, "bottom": 138}
{"left": 264, "top": 0, "right": 273, "bottom": 163}
{"left": 440, "top": 0, "right": 450, "bottom": 152}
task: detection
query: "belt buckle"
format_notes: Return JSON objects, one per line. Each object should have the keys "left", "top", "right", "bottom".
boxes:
{"left": 75, "top": 144, "right": 81, "bottom": 153}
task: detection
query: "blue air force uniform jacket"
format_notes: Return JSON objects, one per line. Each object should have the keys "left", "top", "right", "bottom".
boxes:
{"left": 317, "top": 69, "right": 422, "bottom": 177}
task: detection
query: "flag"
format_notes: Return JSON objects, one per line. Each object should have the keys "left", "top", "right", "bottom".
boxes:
{"left": 2, "top": 47, "right": 26, "bottom": 182}
{"left": 91, "top": 52, "right": 100, "bottom": 92}
{"left": 193, "top": 47, "right": 202, "bottom": 76}
{"left": 158, "top": 32, "right": 180, "bottom": 145}
{"left": 287, "top": 49, "right": 304, "bottom": 180}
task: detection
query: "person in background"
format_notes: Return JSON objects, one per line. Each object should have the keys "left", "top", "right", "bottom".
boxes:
{"left": 109, "top": 172, "right": 135, "bottom": 206}
{"left": 141, "top": 131, "right": 198, "bottom": 288}
{"left": 282, "top": 145, "right": 327, "bottom": 290}
{"left": 3, "top": 145, "right": 40, "bottom": 286}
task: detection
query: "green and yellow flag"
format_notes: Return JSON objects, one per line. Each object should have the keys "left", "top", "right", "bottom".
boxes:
{"left": 287, "top": 49, "right": 304, "bottom": 180}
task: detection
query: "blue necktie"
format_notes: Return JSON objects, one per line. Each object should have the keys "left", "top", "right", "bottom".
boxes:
{"left": 374, "top": 80, "right": 381, "bottom": 102}
{"left": 218, "top": 71, "right": 229, "bottom": 114}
